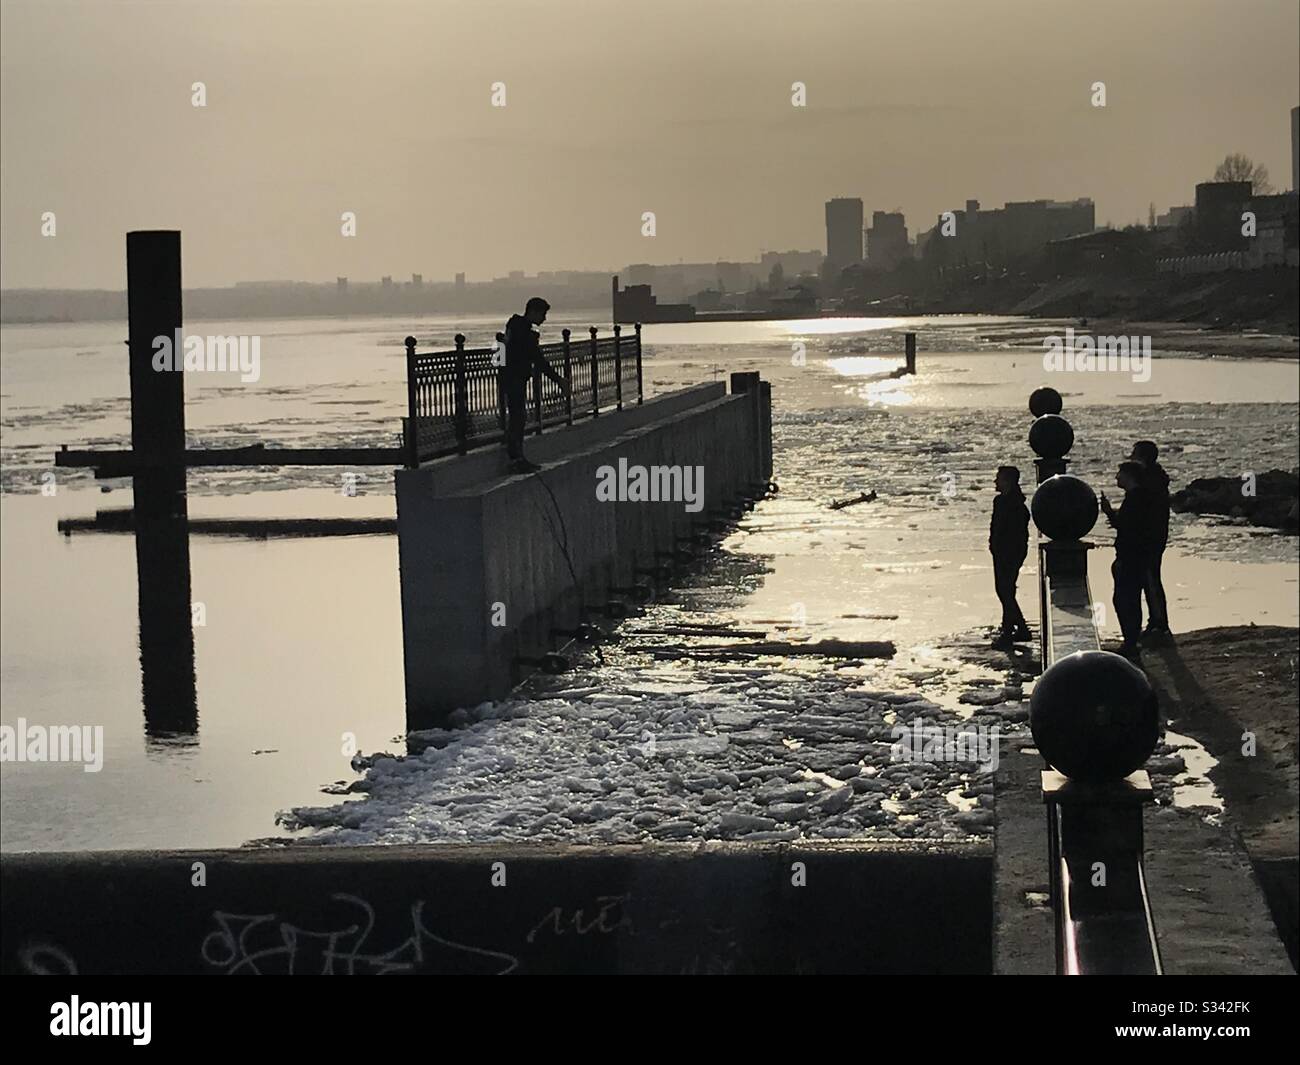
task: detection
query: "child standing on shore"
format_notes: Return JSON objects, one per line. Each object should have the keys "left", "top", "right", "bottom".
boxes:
{"left": 989, "top": 465, "right": 1032, "bottom": 648}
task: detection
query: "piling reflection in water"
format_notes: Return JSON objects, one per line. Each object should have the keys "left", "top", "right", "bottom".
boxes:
{"left": 57, "top": 492, "right": 401, "bottom": 750}
{"left": 132, "top": 469, "right": 199, "bottom": 742}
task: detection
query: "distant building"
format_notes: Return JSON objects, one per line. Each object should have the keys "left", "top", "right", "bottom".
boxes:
{"left": 1155, "top": 206, "right": 1193, "bottom": 229}
{"left": 455, "top": 272, "right": 465, "bottom": 290}
{"left": 760, "top": 249, "right": 823, "bottom": 277}
{"left": 1292, "top": 105, "right": 1299, "bottom": 192}
{"left": 611, "top": 275, "right": 695, "bottom": 323}
{"left": 381, "top": 275, "right": 393, "bottom": 290}
{"left": 1158, "top": 188, "right": 1300, "bottom": 272}
{"left": 692, "top": 287, "right": 725, "bottom": 311}
{"left": 625, "top": 263, "right": 655, "bottom": 285}
{"left": 615, "top": 255, "right": 819, "bottom": 302}
{"left": 825, "top": 198, "right": 864, "bottom": 271}
{"left": 1244, "top": 191, "right": 1300, "bottom": 268}
{"left": 336, "top": 277, "right": 348, "bottom": 295}
{"left": 1194, "top": 181, "right": 1252, "bottom": 248}
{"left": 716, "top": 261, "right": 748, "bottom": 293}
{"left": 866, "top": 211, "right": 909, "bottom": 270}
{"left": 508, "top": 270, "right": 524, "bottom": 282}
{"left": 918, "top": 197, "right": 1095, "bottom": 265}
{"left": 1046, "top": 229, "right": 1147, "bottom": 272}
{"left": 411, "top": 273, "right": 423, "bottom": 288}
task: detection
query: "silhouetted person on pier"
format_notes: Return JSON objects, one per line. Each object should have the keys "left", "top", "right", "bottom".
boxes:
{"left": 989, "top": 465, "right": 1032, "bottom": 648}
{"left": 1100, "top": 460, "right": 1151, "bottom": 661}
{"left": 502, "top": 297, "right": 568, "bottom": 473}
{"left": 1131, "top": 440, "right": 1171, "bottom": 637}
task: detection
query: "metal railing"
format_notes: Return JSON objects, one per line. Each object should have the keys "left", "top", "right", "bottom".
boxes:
{"left": 404, "top": 323, "right": 643, "bottom": 467}
{"left": 1028, "top": 391, "right": 1163, "bottom": 975}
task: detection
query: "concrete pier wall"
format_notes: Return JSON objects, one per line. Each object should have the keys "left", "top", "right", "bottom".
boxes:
{"left": 1, "top": 843, "right": 991, "bottom": 975}
{"left": 396, "top": 378, "right": 772, "bottom": 722}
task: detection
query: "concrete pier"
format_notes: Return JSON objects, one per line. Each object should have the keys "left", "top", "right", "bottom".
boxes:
{"left": 1, "top": 842, "right": 989, "bottom": 975}
{"left": 396, "top": 377, "right": 772, "bottom": 723}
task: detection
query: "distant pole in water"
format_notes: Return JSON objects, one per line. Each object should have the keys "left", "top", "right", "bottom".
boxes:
{"left": 904, "top": 332, "right": 917, "bottom": 375}
{"left": 127, "top": 230, "right": 187, "bottom": 515}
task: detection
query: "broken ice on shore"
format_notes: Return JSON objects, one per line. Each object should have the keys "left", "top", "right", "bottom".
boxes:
{"left": 279, "top": 643, "right": 1013, "bottom": 847}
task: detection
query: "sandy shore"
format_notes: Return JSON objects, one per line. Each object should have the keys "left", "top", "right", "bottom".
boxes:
{"left": 1094, "top": 320, "right": 1299, "bottom": 360}
{"left": 1138, "top": 625, "right": 1298, "bottom": 967}
{"left": 1138, "top": 626, "right": 1298, "bottom": 860}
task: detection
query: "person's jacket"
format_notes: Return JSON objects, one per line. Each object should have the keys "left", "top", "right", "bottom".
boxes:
{"left": 1108, "top": 489, "right": 1152, "bottom": 562}
{"left": 503, "top": 314, "right": 562, "bottom": 385}
{"left": 989, "top": 488, "right": 1029, "bottom": 559}
{"left": 1142, "top": 462, "right": 1171, "bottom": 549}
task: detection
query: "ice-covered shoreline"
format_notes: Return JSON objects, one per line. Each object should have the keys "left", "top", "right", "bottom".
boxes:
{"left": 277, "top": 652, "right": 1021, "bottom": 847}
{"left": 274, "top": 333, "right": 1298, "bottom": 846}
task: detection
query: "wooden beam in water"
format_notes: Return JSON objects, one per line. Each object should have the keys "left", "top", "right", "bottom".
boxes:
{"left": 55, "top": 445, "right": 406, "bottom": 477}
{"left": 57, "top": 511, "right": 395, "bottom": 539}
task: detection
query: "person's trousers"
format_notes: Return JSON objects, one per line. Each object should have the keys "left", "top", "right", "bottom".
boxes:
{"left": 1112, "top": 555, "right": 1145, "bottom": 645}
{"left": 993, "top": 553, "right": 1028, "bottom": 634}
{"left": 501, "top": 374, "right": 528, "bottom": 459}
{"left": 1144, "top": 544, "right": 1168, "bottom": 629}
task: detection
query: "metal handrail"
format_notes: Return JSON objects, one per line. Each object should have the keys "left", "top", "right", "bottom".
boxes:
{"left": 403, "top": 322, "right": 642, "bottom": 467}
{"left": 1032, "top": 432, "right": 1163, "bottom": 976}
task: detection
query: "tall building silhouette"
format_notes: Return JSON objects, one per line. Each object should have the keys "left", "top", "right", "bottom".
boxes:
{"left": 867, "top": 211, "right": 909, "bottom": 270}
{"left": 1291, "top": 105, "right": 1298, "bottom": 192}
{"left": 825, "top": 198, "right": 864, "bottom": 271}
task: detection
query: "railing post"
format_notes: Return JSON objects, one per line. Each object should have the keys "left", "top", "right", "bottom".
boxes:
{"left": 532, "top": 359, "right": 544, "bottom": 436}
{"left": 589, "top": 326, "right": 599, "bottom": 419}
{"left": 562, "top": 328, "right": 574, "bottom": 426}
{"left": 453, "top": 334, "right": 469, "bottom": 454}
{"left": 495, "top": 332, "right": 507, "bottom": 433}
{"left": 404, "top": 335, "right": 419, "bottom": 468}
{"left": 613, "top": 324, "right": 623, "bottom": 411}
{"left": 635, "top": 321, "right": 643, "bottom": 405}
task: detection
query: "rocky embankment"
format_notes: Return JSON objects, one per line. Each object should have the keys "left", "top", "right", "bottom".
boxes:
{"left": 1171, "top": 468, "right": 1299, "bottom": 532}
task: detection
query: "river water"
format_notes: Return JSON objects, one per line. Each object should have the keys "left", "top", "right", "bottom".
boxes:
{"left": 2, "top": 313, "right": 1296, "bottom": 850}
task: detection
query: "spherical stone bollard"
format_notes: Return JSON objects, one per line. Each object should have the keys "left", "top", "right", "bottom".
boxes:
{"left": 1028, "top": 413, "right": 1074, "bottom": 458}
{"left": 1031, "top": 474, "right": 1098, "bottom": 540}
{"left": 1029, "top": 386, "right": 1063, "bottom": 417}
{"left": 1030, "top": 650, "right": 1160, "bottom": 782}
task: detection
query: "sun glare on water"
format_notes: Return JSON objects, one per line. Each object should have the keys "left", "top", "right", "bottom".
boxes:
{"left": 825, "top": 355, "right": 917, "bottom": 406}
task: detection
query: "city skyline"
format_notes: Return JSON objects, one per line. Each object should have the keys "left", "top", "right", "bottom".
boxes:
{"left": 2, "top": 0, "right": 1298, "bottom": 290}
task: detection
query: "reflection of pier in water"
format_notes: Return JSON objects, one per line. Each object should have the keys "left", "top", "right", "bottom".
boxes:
{"left": 59, "top": 503, "right": 396, "bottom": 747}
{"left": 52, "top": 231, "right": 405, "bottom": 751}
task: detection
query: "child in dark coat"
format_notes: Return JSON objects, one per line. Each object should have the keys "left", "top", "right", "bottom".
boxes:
{"left": 990, "top": 465, "right": 1031, "bottom": 646}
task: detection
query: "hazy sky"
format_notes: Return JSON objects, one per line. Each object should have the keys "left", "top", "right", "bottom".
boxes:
{"left": 2, "top": 0, "right": 1297, "bottom": 289}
